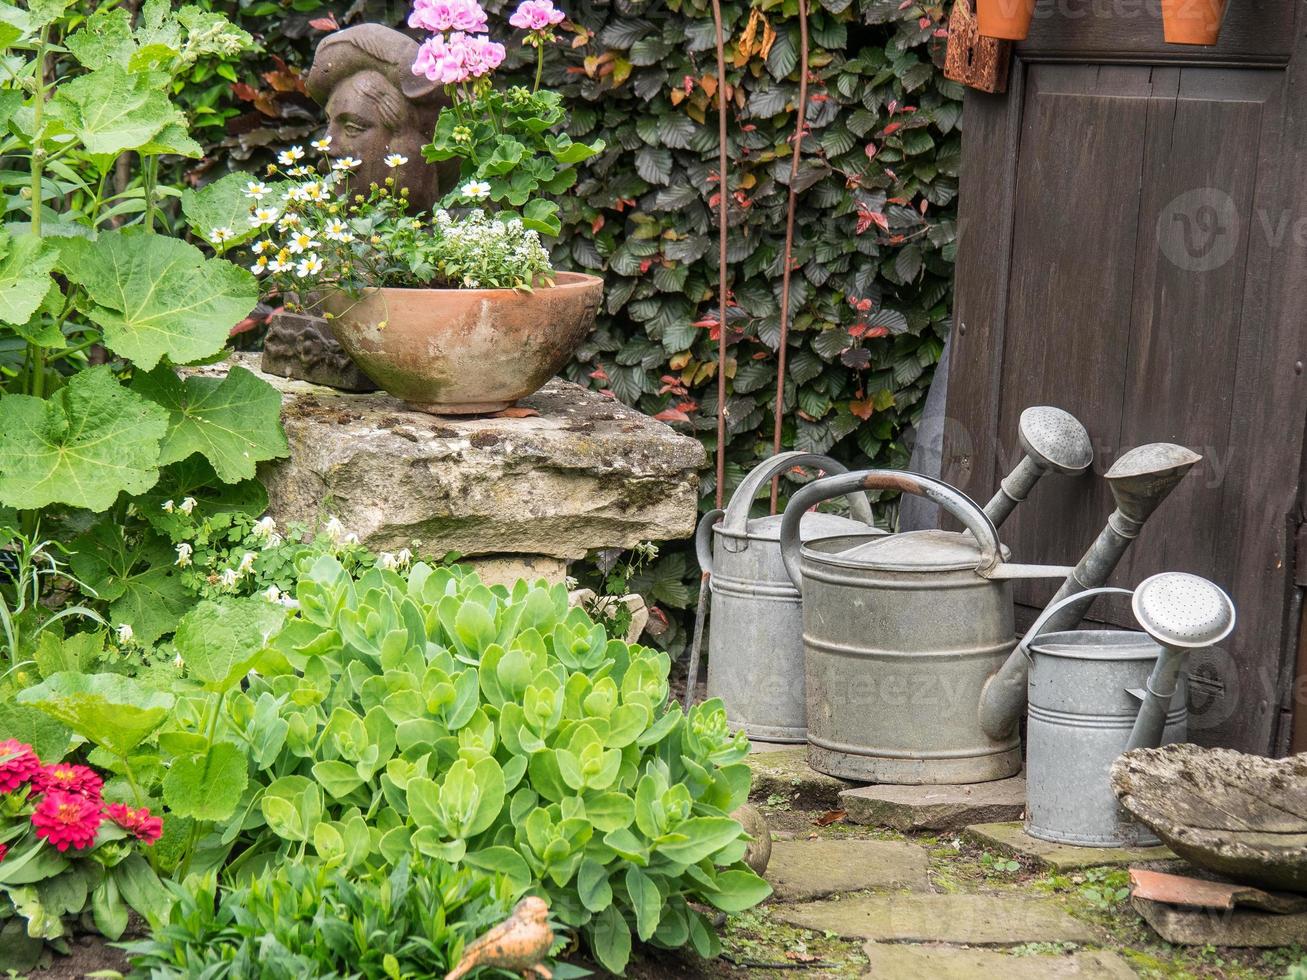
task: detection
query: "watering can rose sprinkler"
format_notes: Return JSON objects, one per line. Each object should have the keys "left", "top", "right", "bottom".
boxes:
{"left": 778, "top": 440, "right": 1202, "bottom": 784}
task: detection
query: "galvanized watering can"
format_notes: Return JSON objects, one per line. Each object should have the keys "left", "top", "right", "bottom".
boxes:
{"left": 1021, "top": 574, "right": 1235, "bottom": 846}
{"left": 778, "top": 434, "right": 1202, "bottom": 784}
{"left": 695, "top": 452, "right": 882, "bottom": 742}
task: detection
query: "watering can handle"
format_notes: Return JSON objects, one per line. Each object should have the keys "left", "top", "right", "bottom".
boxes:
{"left": 695, "top": 509, "right": 725, "bottom": 574}
{"left": 721, "top": 452, "right": 874, "bottom": 536}
{"left": 1015, "top": 586, "right": 1134, "bottom": 661}
{"left": 779, "top": 470, "right": 1001, "bottom": 592}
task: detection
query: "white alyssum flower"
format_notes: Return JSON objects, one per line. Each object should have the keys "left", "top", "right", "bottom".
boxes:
{"left": 332, "top": 156, "right": 362, "bottom": 171}
{"left": 245, "top": 181, "right": 270, "bottom": 200}
{"left": 296, "top": 253, "right": 324, "bottom": 278}
{"left": 384, "top": 153, "right": 408, "bottom": 168}
{"left": 311, "top": 135, "right": 332, "bottom": 151}
{"left": 208, "top": 226, "right": 235, "bottom": 244}
{"left": 175, "top": 542, "right": 193, "bottom": 567}
{"left": 461, "top": 180, "right": 492, "bottom": 200}
{"left": 116, "top": 623, "right": 134, "bottom": 644}
{"left": 278, "top": 145, "right": 306, "bottom": 165}
{"left": 178, "top": 497, "right": 197, "bottom": 515}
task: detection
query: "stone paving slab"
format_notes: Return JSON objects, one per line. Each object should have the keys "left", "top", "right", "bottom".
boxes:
{"left": 745, "top": 746, "right": 853, "bottom": 811}
{"left": 841, "top": 775, "right": 1026, "bottom": 832}
{"left": 862, "top": 943, "right": 1137, "bottom": 978}
{"left": 966, "top": 821, "right": 1176, "bottom": 870}
{"left": 774, "top": 893, "right": 1098, "bottom": 945}
{"left": 1133, "top": 897, "right": 1307, "bottom": 947}
{"left": 766, "top": 839, "right": 930, "bottom": 901}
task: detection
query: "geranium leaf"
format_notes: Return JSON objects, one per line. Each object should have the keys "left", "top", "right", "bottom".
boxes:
{"left": 0, "top": 366, "right": 168, "bottom": 511}
{"left": 0, "top": 231, "right": 58, "bottom": 326}
{"left": 132, "top": 365, "right": 288, "bottom": 483}
{"left": 58, "top": 229, "right": 257, "bottom": 369}
{"left": 16, "top": 671, "right": 174, "bottom": 758}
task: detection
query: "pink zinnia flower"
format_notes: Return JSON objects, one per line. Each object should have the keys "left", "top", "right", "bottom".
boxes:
{"left": 31, "top": 791, "right": 102, "bottom": 852}
{"left": 33, "top": 763, "right": 103, "bottom": 800}
{"left": 106, "top": 803, "right": 164, "bottom": 845}
{"left": 409, "top": 0, "right": 488, "bottom": 34}
{"left": 509, "top": 0, "right": 565, "bottom": 31}
{"left": 0, "top": 740, "right": 41, "bottom": 794}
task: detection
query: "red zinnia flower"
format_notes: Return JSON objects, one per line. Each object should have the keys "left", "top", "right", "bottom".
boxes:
{"left": 33, "top": 763, "right": 103, "bottom": 800}
{"left": 0, "top": 842, "right": 7, "bottom": 863}
{"left": 0, "top": 739, "right": 41, "bottom": 794}
{"left": 31, "top": 790, "right": 103, "bottom": 852}
{"left": 106, "top": 803, "right": 163, "bottom": 845}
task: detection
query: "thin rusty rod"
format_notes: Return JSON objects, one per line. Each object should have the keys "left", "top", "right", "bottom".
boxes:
{"left": 711, "top": 0, "right": 729, "bottom": 509}
{"left": 770, "top": 0, "right": 809, "bottom": 514}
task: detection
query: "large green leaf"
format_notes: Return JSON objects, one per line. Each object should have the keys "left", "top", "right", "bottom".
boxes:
{"left": 69, "top": 520, "right": 189, "bottom": 646}
{"left": 172, "top": 598, "right": 286, "bottom": 692}
{"left": 0, "top": 231, "right": 58, "bottom": 326}
{"left": 132, "top": 365, "right": 288, "bottom": 483}
{"left": 48, "top": 64, "right": 178, "bottom": 159}
{"left": 16, "top": 671, "right": 174, "bottom": 758}
{"left": 0, "top": 702, "right": 71, "bottom": 762}
{"left": 162, "top": 741, "right": 247, "bottom": 823}
{"left": 59, "top": 230, "right": 257, "bottom": 370}
{"left": 0, "top": 366, "right": 168, "bottom": 511}
{"left": 180, "top": 172, "right": 285, "bottom": 248}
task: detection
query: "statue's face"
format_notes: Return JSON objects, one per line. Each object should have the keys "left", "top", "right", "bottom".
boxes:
{"left": 323, "top": 72, "right": 440, "bottom": 210}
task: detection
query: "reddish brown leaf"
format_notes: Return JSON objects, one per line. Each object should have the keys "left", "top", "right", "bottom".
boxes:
{"left": 653, "top": 409, "right": 691, "bottom": 423}
{"left": 849, "top": 398, "right": 875, "bottom": 421}
{"left": 309, "top": 13, "right": 339, "bottom": 31}
{"left": 494, "top": 406, "right": 540, "bottom": 419}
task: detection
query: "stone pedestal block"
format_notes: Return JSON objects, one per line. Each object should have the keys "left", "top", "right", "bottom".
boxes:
{"left": 212, "top": 355, "right": 705, "bottom": 567}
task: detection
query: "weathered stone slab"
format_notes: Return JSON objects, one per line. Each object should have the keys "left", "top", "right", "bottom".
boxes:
{"left": 1132, "top": 896, "right": 1307, "bottom": 947}
{"left": 775, "top": 893, "right": 1097, "bottom": 945}
{"left": 842, "top": 775, "right": 1026, "bottom": 831}
{"left": 212, "top": 355, "right": 705, "bottom": 559}
{"left": 862, "top": 944, "right": 1137, "bottom": 979}
{"left": 1112, "top": 744, "right": 1307, "bottom": 893}
{"left": 745, "top": 746, "right": 854, "bottom": 810}
{"left": 766, "top": 839, "right": 930, "bottom": 901}
{"left": 966, "top": 821, "right": 1175, "bottom": 871}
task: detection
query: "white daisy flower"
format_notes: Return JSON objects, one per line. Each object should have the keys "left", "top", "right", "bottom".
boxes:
{"left": 332, "top": 156, "right": 362, "bottom": 171}
{"left": 116, "top": 623, "right": 134, "bottom": 644}
{"left": 208, "top": 226, "right": 235, "bottom": 244}
{"left": 175, "top": 542, "right": 193, "bottom": 567}
{"left": 250, "top": 255, "right": 269, "bottom": 275}
{"left": 323, "top": 219, "right": 351, "bottom": 241}
{"left": 269, "top": 255, "right": 293, "bottom": 274}
{"left": 283, "top": 185, "right": 306, "bottom": 202}
{"left": 287, "top": 165, "right": 312, "bottom": 177}
{"left": 311, "top": 135, "right": 332, "bottom": 151}
{"left": 251, "top": 240, "right": 272, "bottom": 254}
{"left": 278, "top": 145, "right": 306, "bottom": 166}
{"left": 296, "top": 253, "right": 324, "bottom": 278}
{"left": 287, "top": 231, "right": 319, "bottom": 254}
{"left": 277, "top": 212, "right": 302, "bottom": 231}
{"left": 384, "top": 153, "right": 408, "bottom": 168}
{"left": 178, "top": 497, "right": 197, "bottom": 515}
{"left": 303, "top": 182, "right": 327, "bottom": 202}
{"left": 249, "top": 207, "right": 279, "bottom": 227}
{"left": 460, "top": 180, "right": 492, "bottom": 200}
{"left": 245, "top": 181, "right": 270, "bottom": 200}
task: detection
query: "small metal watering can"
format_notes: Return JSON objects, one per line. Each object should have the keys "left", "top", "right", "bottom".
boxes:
{"left": 695, "top": 452, "right": 882, "bottom": 742}
{"left": 778, "top": 426, "right": 1201, "bottom": 784}
{"left": 1021, "top": 574, "right": 1235, "bottom": 846}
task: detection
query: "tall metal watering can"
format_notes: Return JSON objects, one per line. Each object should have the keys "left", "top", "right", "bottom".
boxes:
{"left": 1021, "top": 574, "right": 1235, "bottom": 846}
{"left": 778, "top": 434, "right": 1201, "bottom": 784}
{"left": 695, "top": 452, "right": 882, "bottom": 742}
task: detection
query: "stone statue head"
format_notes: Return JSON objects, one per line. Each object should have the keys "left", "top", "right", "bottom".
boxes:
{"left": 306, "top": 24, "right": 454, "bottom": 211}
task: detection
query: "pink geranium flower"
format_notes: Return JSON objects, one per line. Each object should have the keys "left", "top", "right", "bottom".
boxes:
{"left": 33, "top": 763, "right": 104, "bottom": 800}
{"left": 31, "top": 791, "right": 102, "bottom": 852}
{"left": 106, "top": 803, "right": 164, "bottom": 845}
{"left": 0, "top": 739, "right": 41, "bottom": 794}
{"left": 409, "top": 0, "right": 489, "bottom": 34}
{"left": 509, "top": 0, "right": 565, "bottom": 31}
{"left": 413, "top": 31, "right": 506, "bottom": 85}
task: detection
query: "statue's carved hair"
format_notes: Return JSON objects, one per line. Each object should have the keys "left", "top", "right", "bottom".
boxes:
{"left": 306, "top": 23, "right": 445, "bottom": 109}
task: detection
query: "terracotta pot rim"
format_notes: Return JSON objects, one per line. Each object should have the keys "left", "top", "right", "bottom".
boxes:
{"left": 334, "top": 271, "right": 603, "bottom": 299}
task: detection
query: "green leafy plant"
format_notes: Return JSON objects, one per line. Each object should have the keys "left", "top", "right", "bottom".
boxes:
{"left": 122, "top": 857, "right": 520, "bottom": 979}
{"left": 0, "top": 0, "right": 286, "bottom": 524}
{"left": 1077, "top": 867, "right": 1130, "bottom": 910}
{"left": 216, "top": 558, "right": 770, "bottom": 973}
{"left": 978, "top": 851, "right": 1020, "bottom": 876}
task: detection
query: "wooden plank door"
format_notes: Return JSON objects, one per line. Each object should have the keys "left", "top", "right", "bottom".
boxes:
{"left": 942, "top": 0, "right": 1307, "bottom": 754}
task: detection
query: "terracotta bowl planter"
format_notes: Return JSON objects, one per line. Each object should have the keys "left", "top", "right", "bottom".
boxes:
{"left": 323, "top": 272, "right": 603, "bottom": 415}
{"left": 1161, "top": 0, "right": 1227, "bottom": 44}
{"left": 975, "top": 0, "right": 1036, "bottom": 39}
